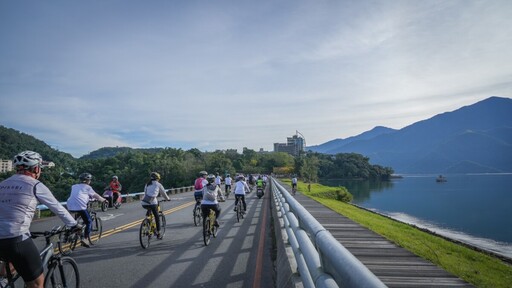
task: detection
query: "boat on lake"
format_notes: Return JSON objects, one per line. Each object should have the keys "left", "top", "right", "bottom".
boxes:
{"left": 436, "top": 175, "right": 447, "bottom": 182}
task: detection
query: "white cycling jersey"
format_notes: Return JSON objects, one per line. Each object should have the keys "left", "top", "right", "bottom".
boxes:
{"left": 66, "top": 183, "right": 103, "bottom": 211}
{"left": 0, "top": 174, "right": 77, "bottom": 240}
{"left": 233, "top": 180, "right": 250, "bottom": 195}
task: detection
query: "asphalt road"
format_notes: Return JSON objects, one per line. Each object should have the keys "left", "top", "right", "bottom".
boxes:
{"left": 29, "top": 187, "right": 275, "bottom": 288}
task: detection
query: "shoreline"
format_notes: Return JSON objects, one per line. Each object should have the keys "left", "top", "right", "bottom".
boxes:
{"left": 351, "top": 203, "right": 512, "bottom": 264}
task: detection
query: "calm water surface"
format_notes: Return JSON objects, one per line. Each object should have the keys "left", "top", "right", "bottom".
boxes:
{"left": 321, "top": 174, "right": 512, "bottom": 259}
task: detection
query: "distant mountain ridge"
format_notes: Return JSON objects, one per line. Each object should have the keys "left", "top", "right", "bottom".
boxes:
{"left": 308, "top": 96, "right": 512, "bottom": 173}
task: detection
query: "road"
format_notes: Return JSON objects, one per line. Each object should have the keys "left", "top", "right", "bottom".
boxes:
{"left": 30, "top": 187, "right": 275, "bottom": 288}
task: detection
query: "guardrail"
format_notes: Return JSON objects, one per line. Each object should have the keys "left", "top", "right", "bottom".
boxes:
{"left": 35, "top": 186, "right": 194, "bottom": 217}
{"left": 271, "top": 178, "right": 386, "bottom": 288}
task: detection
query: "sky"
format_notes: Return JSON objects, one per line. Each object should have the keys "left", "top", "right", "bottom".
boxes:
{"left": 1, "top": 1, "right": 511, "bottom": 158}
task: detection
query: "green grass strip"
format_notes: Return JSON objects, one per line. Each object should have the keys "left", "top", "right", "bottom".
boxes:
{"left": 281, "top": 179, "right": 512, "bottom": 288}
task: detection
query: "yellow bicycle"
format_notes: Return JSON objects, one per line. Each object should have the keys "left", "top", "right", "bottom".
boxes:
{"left": 203, "top": 207, "right": 218, "bottom": 246}
{"left": 139, "top": 200, "right": 168, "bottom": 249}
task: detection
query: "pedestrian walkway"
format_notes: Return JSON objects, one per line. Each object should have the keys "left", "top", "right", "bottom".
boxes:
{"left": 290, "top": 190, "right": 473, "bottom": 287}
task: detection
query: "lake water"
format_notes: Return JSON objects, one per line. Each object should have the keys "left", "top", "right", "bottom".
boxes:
{"left": 320, "top": 173, "right": 512, "bottom": 259}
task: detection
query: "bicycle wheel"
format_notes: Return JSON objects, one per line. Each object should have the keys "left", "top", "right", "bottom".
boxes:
{"left": 236, "top": 201, "right": 241, "bottom": 222}
{"left": 212, "top": 217, "right": 218, "bottom": 238}
{"left": 44, "top": 256, "right": 80, "bottom": 288}
{"left": 159, "top": 213, "right": 166, "bottom": 237}
{"left": 58, "top": 231, "right": 79, "bottom": 255}
{"left": 88, "top": 213, "right": 102, "bottom": 244}
{"left": 193, "top": 205, "right": 202, "bottom": 226}
{"left": 203, "top": 218, "right": 211, "bottom": 246}
{"left": 139, "top": 218, "right": 151, "bottom": 249}
{"left": 101, "top": 200, "right": 108, "bottom": 212}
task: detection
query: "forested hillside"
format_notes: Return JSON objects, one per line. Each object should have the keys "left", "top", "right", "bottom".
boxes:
{"left": 0, "top": 125, "right": 393, "bottom": 201}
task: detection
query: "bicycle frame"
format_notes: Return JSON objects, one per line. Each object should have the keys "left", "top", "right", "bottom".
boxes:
{"left": 1, "top": 227, "right": 73, "bottom": 288}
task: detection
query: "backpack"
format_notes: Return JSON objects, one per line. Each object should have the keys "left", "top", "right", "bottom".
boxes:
{"left": 204, "top": 186, "right": 216, "bottom": 201}
{"left": 194, "top": 178, "right": 204, "bottom": 190}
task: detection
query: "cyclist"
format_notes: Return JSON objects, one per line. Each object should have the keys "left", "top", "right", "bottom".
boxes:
{"left": 141, "top": 172, "right": 170, "bottom": 240}
{"left": 215, "top": 173, "right": 222, "bottom": 188}
{"left": 0, "top": 151, "right": 79, "bottom": 288}
{"left": 66, "top": 172, "right": 107, "bottom": 248}
{"left": 224, "top": 174, "right": 232, "bottom": 196}
{"left": 233, "top": 175, "right": 250, "bottom": 213}
{"left": 193, "top": 171, "right": 208, "bottom": 212}
{"left": 292, "top": 175, "right": 298, "bottom": 191}
{"left": 109, "top": 175, "right": 123, "bottom": 206}
{"left": 201, "top": 174, "right": 222, "bottom": 227}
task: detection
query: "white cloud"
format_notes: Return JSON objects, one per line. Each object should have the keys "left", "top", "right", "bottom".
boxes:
{"left": 1, "top": 0, "right": 511, "bottom": 157}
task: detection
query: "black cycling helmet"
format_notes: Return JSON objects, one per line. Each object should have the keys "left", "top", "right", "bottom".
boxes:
{"left": 206, "top": 174, "right": 215, "bottom": 184}
{"left": 79, "top": 172, "right": 92, "bottom": 182}
{"left": 150, "top": 172, "right": 161, "bottom": 180}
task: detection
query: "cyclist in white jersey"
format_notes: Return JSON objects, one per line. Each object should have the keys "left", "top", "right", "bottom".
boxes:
{"left": 66, "top": 172, "right": 106, "bottom": 247}
{"left": 0, "top": 151, "right": 79, "bottom": 288}
{"left": 233, "top": 175, "right": 250, "bottom": 213}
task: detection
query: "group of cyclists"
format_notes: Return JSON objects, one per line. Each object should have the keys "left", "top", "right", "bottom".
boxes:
{"left": 0, "top": 149, "right": 272, "bottom": 287}
{"left": 193, "top": 171, "right": 269, "bottom": 228}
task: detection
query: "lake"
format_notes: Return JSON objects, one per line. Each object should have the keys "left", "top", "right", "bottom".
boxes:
{"left": 320, "top": 173, "right": 512, "bottom": 259}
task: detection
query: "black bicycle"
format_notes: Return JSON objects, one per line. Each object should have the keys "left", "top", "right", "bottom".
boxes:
{"left": 193, "top": 202, "right": 202, "bottom": 227}
{"left": 235, "top": 195, "right": 245, "bottom": 222}
{"left": 59, "top": 201, "right": 103, "bottom": 254}
{"left": 0, "top": 226, "right": 80, "bottom": 288}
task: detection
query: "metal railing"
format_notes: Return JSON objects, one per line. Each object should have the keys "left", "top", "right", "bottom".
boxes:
{"left": 271, "top": 178, "right": 387, "bottom": 288}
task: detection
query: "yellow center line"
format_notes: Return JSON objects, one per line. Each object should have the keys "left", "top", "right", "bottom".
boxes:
{"left": 57, "top": 201, "right": 197, "bottom": 252}
{"left": 99, "top": 201, "right": 196, "bottom": 238}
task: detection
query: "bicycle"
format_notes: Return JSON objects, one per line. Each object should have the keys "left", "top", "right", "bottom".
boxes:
{"left": 224, "top": 185, "right": 231, "bottom": 199}
{"left": 234, "top": 195, "right": 245, "bottom": 222}
{"left": 0, "top": 226, "right": 80, "bottom": 288}
{"left": 139, "top": 200, "right": 168, "bottom": 249}
{"left": 292, "top": 185, "right": 297, "bottom": 196}
{"left": 59, "top": 201, "right": 103, "bottom": 254}
{"left": 193, "top": 201, "right": 202, "bottom": 227}
{"left": 202, "top": 207, "right": 218, "bottom": 246}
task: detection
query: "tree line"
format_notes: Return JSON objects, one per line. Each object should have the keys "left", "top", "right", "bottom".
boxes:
{"left": 0, "top": 125, "right": 393, "bottom": 201}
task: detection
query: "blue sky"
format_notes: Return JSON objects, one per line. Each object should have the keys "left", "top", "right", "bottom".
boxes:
{"left": 1, "top": 1, "right": 511, "bottom": 158}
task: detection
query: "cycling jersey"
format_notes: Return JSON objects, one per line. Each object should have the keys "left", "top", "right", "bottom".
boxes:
{"left": 142, "top": 180, "right": 170, "bottom": 206}
{"left": 224, "top": 176, "right": 232, "bottom": 185}
{"left": 233, "top": 180, "right": 250, "bottom": 195}
{"left": 66, "top": 183, "right": 103, "bottom": 211}
{"left": 201, "top": 184, "right": 221, "bottom": 205}
{"left": 0, "top": 174, "right": 77, "bottom": 240}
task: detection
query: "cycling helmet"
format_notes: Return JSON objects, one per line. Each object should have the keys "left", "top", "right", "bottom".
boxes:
{"left": 13, "top": 151, "right": 43, "bottom": 168}
{"left": 150, "top": 172, "right": 161, "bottom": 180}
{"left": 226, "top": 174, "right": 230, "bottom": 177}
{"left": 79, "top": 173, "right": 93, "bottom": 182}
{"left": 206, "top": 174, "right": 216, "bottom": 184}
{"left": 199, "top": 171, "right": 208, "bottom": 176}
{"left": 112, "top": 175, "right": 118, "bottom": 180}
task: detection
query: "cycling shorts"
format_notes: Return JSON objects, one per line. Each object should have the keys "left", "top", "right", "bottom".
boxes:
{"left": 194, "top": 190, "right": 203, "bottom": 198}
{"left": 0, "top": 236, "right": 43, "bottom": 282}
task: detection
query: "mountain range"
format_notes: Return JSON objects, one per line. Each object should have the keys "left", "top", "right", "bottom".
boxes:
{"left": 307, "top": 96, "right": 512, "bottom": 174}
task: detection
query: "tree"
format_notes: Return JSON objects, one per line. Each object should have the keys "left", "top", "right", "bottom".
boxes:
{"left": 300, "top": 155, "right": 319, "bottom": 183}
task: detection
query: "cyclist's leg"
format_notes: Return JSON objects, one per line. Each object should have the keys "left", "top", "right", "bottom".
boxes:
{"left": 150, "top": 205, "right": 161, "bottom": 232}
{"left": 241, "top": 195, "right": 247, "bottom": 211}
{"left": 234, "top": 195, "right": 239, "bottom": 211}
{"left": 76, "top": 210, "right": 92, "bottom": 239}
{"left": 214, "top": 204, "right": 221, "bottom": 226}
{"left": 200, "top": 204, "right": 209, "bottom": 220}
{"left": 0, "top": 237, "right": 44, "bottom": 287}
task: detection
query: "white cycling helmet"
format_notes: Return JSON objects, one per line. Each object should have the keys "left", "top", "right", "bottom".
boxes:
{"left": 13, "top": 151, "right": 43, "bottom": 168}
